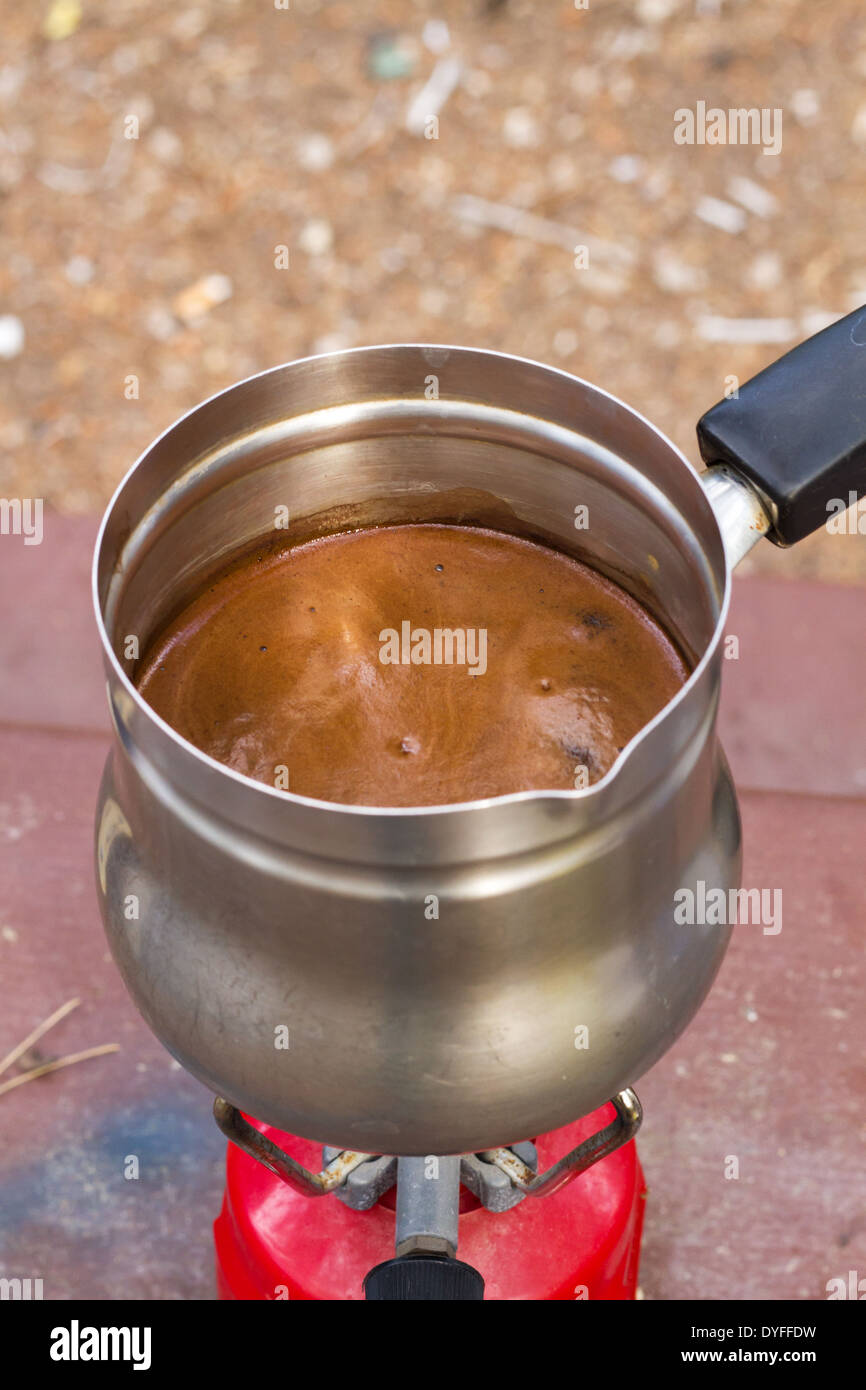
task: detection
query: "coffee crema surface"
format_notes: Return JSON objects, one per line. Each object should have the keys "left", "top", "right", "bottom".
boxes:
{"left": 135, "top": 523, "right": 688, "bottom": 806}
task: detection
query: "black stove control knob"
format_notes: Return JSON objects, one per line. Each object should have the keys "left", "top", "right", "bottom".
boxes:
{"left": 363, "top": 1253, "right": 485, "bottom": 1301}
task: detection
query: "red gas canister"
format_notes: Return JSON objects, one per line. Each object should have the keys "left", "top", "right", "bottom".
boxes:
{"left": 214, "top": 1104, "right": 646, "bottom": 1301}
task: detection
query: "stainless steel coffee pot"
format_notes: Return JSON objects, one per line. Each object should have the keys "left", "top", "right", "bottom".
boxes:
{"left": 93, "top": 314, "right": 866, "bottom": 1154}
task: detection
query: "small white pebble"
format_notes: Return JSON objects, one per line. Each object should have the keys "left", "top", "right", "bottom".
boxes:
{"left": 0, "top": 66, "right": 26, "bottom": 104}
{"left": 745, "top": 1008, "right": 759, "bottom": 1023}
{"left": 422, "top": 19, "right": 450, "bottom": 55}
{"left": 64, "top": 254, "right": 94, "bottom": 285}
{"left": 313, "top": 331, "right": 351, "bottom": 354}
{"left": 548, "top": 153, "right": 576, "bottom": 189}
{"left": 172, "top": 273, "right": 232, "bottom": 324}
{"left": 148, "top": 127, "right": 183, "bottom": 164}
{"left": 636, "top": 0, "right": 680, "bottom": 22}
{"left": 851, "top": 104, "right": 866, "bottom": 146}
{"left": 727, "top": 174, "right": 778, "bottom": 219}
{"left": 745, "top": 250, "right": 782, "bottom": 291}
{"left": 503, "top": 107, "right": 540, "bottom": 149}
{"left": 695, "top": 195, "right": 747, "bottom": 234}
{"left": 642, "top": 166, "right": 671, "bottom": 202}
{"left": 299, "top": 219, "right": 333, "bottom": 256}
{"left": 296, "top": 132, "right": 334, "bottom": 172}
{"left": 791, "top": 88, "right": 820, "bottom": 125}
{"left": 0, "top": 314, "right": 24, "bottom": 359}
{"left": 1, "top": 925, "right": 18, "bottom": 942}
{"left": 652, "top": 247, "right": 704, "bottom": 293}
{"left": 172, "top": 9, "right": 208, "bottom": 41}
{"left": 552, "top": 328, "right": 578, "bottom": 357}
{"left": 720, "top": 1052, "right": 738, "bottom": 1064}
{"left": 609, "top": 154, "right": 644, "bottom": 183}
{"left": 145, "top": 305, "right": 176, "bottom": 341}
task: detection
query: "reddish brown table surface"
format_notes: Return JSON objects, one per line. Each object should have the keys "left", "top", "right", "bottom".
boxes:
{"left": 0, "top": 516, "right": 863, "bottom": 1300}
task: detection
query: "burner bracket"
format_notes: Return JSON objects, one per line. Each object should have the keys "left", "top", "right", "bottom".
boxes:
{"left": 480, "top": 1088, "right": 642, "bottom": 1200}
{"left": 213, "top": 1097, "right": 375, "bottom": 1197}
{"left": 214, "top": 1087, "right": 641, "bottom": 1206}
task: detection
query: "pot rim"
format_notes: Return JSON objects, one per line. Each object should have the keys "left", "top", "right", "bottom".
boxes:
{"left": 92, "top": 342, "right": 731, "bottom": 820}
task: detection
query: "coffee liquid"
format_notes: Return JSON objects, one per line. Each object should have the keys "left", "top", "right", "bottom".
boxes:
{"left": 136, "top": 524, "right": 688, "bottom": 806}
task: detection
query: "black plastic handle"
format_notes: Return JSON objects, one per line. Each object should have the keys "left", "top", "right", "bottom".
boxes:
{"left": 697, "top": 306, "right": 866, "bottom": 545}
{"left": 364, "top": 1253, "right": 485, "bottom": 1301}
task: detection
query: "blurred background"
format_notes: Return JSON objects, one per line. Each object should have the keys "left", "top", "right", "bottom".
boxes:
{"left": 1, "top": 0, "right": 865, "bottom": 580}
{"left": 1, "top": 0, "right": 865, "bottom": 1301}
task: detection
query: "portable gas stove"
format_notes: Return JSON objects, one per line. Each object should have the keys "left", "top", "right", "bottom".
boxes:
{"left": 213, "top": 1092, "right": 644, "bottom": 1300}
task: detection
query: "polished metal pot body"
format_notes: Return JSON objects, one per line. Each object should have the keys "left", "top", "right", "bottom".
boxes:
{"left": 94, "top": 346, "right": 759, "bottom": 1155}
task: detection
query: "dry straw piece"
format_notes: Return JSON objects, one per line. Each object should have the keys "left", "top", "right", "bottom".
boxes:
{"left": 0, "top": 997, "right": 119, "bottom": 1097}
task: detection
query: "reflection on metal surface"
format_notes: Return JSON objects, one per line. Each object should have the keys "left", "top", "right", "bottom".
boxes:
{"left": 701, "top": 464, "right": 771, "bottom": 568}
{"left": 95, "top": 795, "right": 131, "bottom": 896}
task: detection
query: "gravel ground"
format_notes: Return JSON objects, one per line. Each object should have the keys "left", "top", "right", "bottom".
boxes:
{"left": 1, "top": 0, "right": 865, "bottom": 580}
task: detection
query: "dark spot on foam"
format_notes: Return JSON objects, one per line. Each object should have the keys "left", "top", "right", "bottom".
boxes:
{"left": 564, "top": 743, "right": 594, "bottom": 768}
{"left": 581, "top": 611, "right": 613, "bottom": 633}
